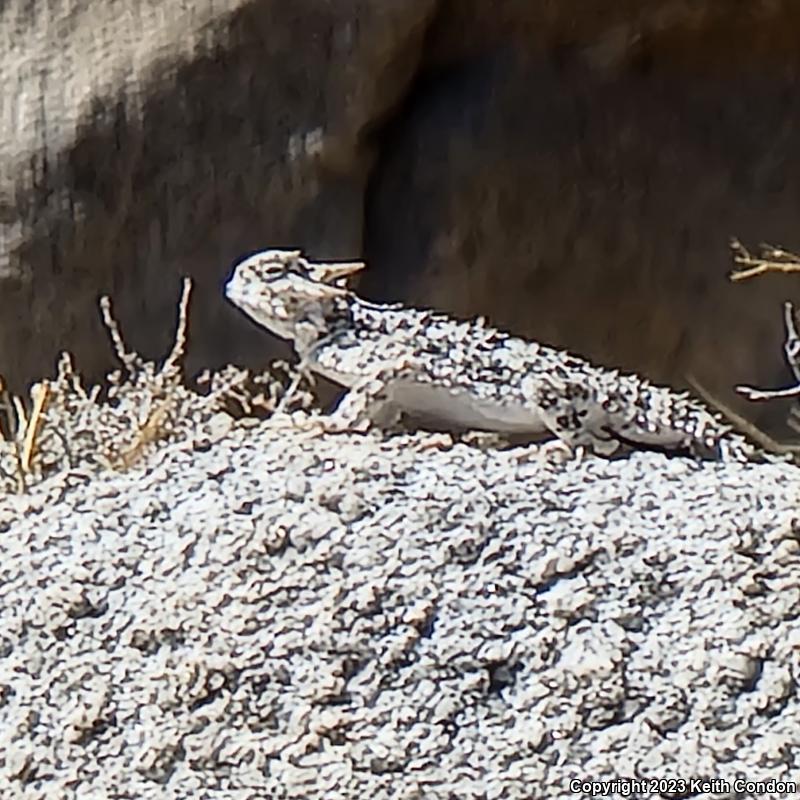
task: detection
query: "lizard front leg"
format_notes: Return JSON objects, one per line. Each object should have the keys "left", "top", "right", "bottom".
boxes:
{"left": 302, "top": 358, "right": 419, "bottom": 435}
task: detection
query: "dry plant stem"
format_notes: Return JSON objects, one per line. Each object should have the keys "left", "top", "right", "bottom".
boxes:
{"left": 788, "top": 406, "right": 800, "bottom": 436}
{"left": 0, "top": 378, "right": 16, "bottom": 442}
{"left": 99, "top": 278, "right": 192, "bottom": 376}
{"left": 161, "top": 277, "right": 192, "bottom": 376}
{"left": 98, "top": 278, "right": 192, "bottom": 470}
{"left": 737, "top": 384, "right": 800, "bottom": 400}
{"left": 0, "top": 377, "right": 26, "bottom": 491}
{"left": 687, "top": 375, "right": 800, "bottom": 455}
{"left": 781, "top": 301, "right": 800, "bottom": 382}
{"left": 114, "top": 401, "right": 170, "bottom": 470}
{"left": 21, "top": 382, "right": 48, "bottom": 473}
{"left": 99, "top": 296, "right": 139, "bottom": 371}
{"left": 274, "top": 331, "right": 341, "bottom": 415}
{"left": 11, "top": 396, "right": 28, "bottom": 490}
{"left": 729, "top": 238, "right": 800, "bottom": 282}
{"left": 275, "top": 356, "right": 314, "bottom": 414}
{"left": 736, "top": 302, "right": 800, "bottom": 401}
{"left": 12, "top": 396, "right": 27, "bottom": 431}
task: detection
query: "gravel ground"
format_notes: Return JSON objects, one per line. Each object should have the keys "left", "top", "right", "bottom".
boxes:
{"left": 1, "top": 412, "right": 800, "bottom": 799}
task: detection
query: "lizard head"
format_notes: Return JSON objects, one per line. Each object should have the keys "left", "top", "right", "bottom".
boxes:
{"left": 225, "top": 249, "right": 364, "bottom": 339}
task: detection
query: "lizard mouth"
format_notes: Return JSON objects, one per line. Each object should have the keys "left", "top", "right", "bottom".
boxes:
{"left": 223, "top": 278, "right": 256, "bottom": 313}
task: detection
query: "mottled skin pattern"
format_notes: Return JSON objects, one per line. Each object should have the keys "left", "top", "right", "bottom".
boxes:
{"left": 226, "top": 250, "right": 757, "bottom": 461}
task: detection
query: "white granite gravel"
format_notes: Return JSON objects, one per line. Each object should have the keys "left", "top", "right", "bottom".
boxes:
{"left": 1, "top": 414, "right": 799, "bottom": 799}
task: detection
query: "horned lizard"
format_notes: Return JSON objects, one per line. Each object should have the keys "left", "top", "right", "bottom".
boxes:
{"left": 225, "top": 249, "right": 758, "bottom": 461}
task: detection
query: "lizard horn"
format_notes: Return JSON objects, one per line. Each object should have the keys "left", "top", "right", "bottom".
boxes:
{"left": 313, "top": 260, "right": 366, "bottom": 283}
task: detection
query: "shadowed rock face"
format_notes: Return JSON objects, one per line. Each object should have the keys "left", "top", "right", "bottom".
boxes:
{"left": 0, "top": 0, "right": 438, "bottom": 387}
{"left": 1, "top": 0, "right": 800, "bottom": 438}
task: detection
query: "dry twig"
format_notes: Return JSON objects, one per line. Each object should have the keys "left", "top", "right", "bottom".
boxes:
{"left": 21, "top": 382, "right": 49, "bottom": 473}
{"left": 688, "top": 374, "right": 800, "bottom": 456}
{"left": 729, "top": 238, "right": 800, "bottom": 282}
{"left": 737, "top": 302, "right": 800, "bottom": 402}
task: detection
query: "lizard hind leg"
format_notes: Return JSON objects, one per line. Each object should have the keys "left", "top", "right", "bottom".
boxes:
{"left": 527, "top": 378, "right": 623, "bottom": 457}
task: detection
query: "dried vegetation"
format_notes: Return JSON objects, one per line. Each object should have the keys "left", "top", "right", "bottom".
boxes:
{"left": 0, "top": 278, "right": 312, "bottom": 493}
{"left": 729, "top": 239, "right": 800, "bottom": 440}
